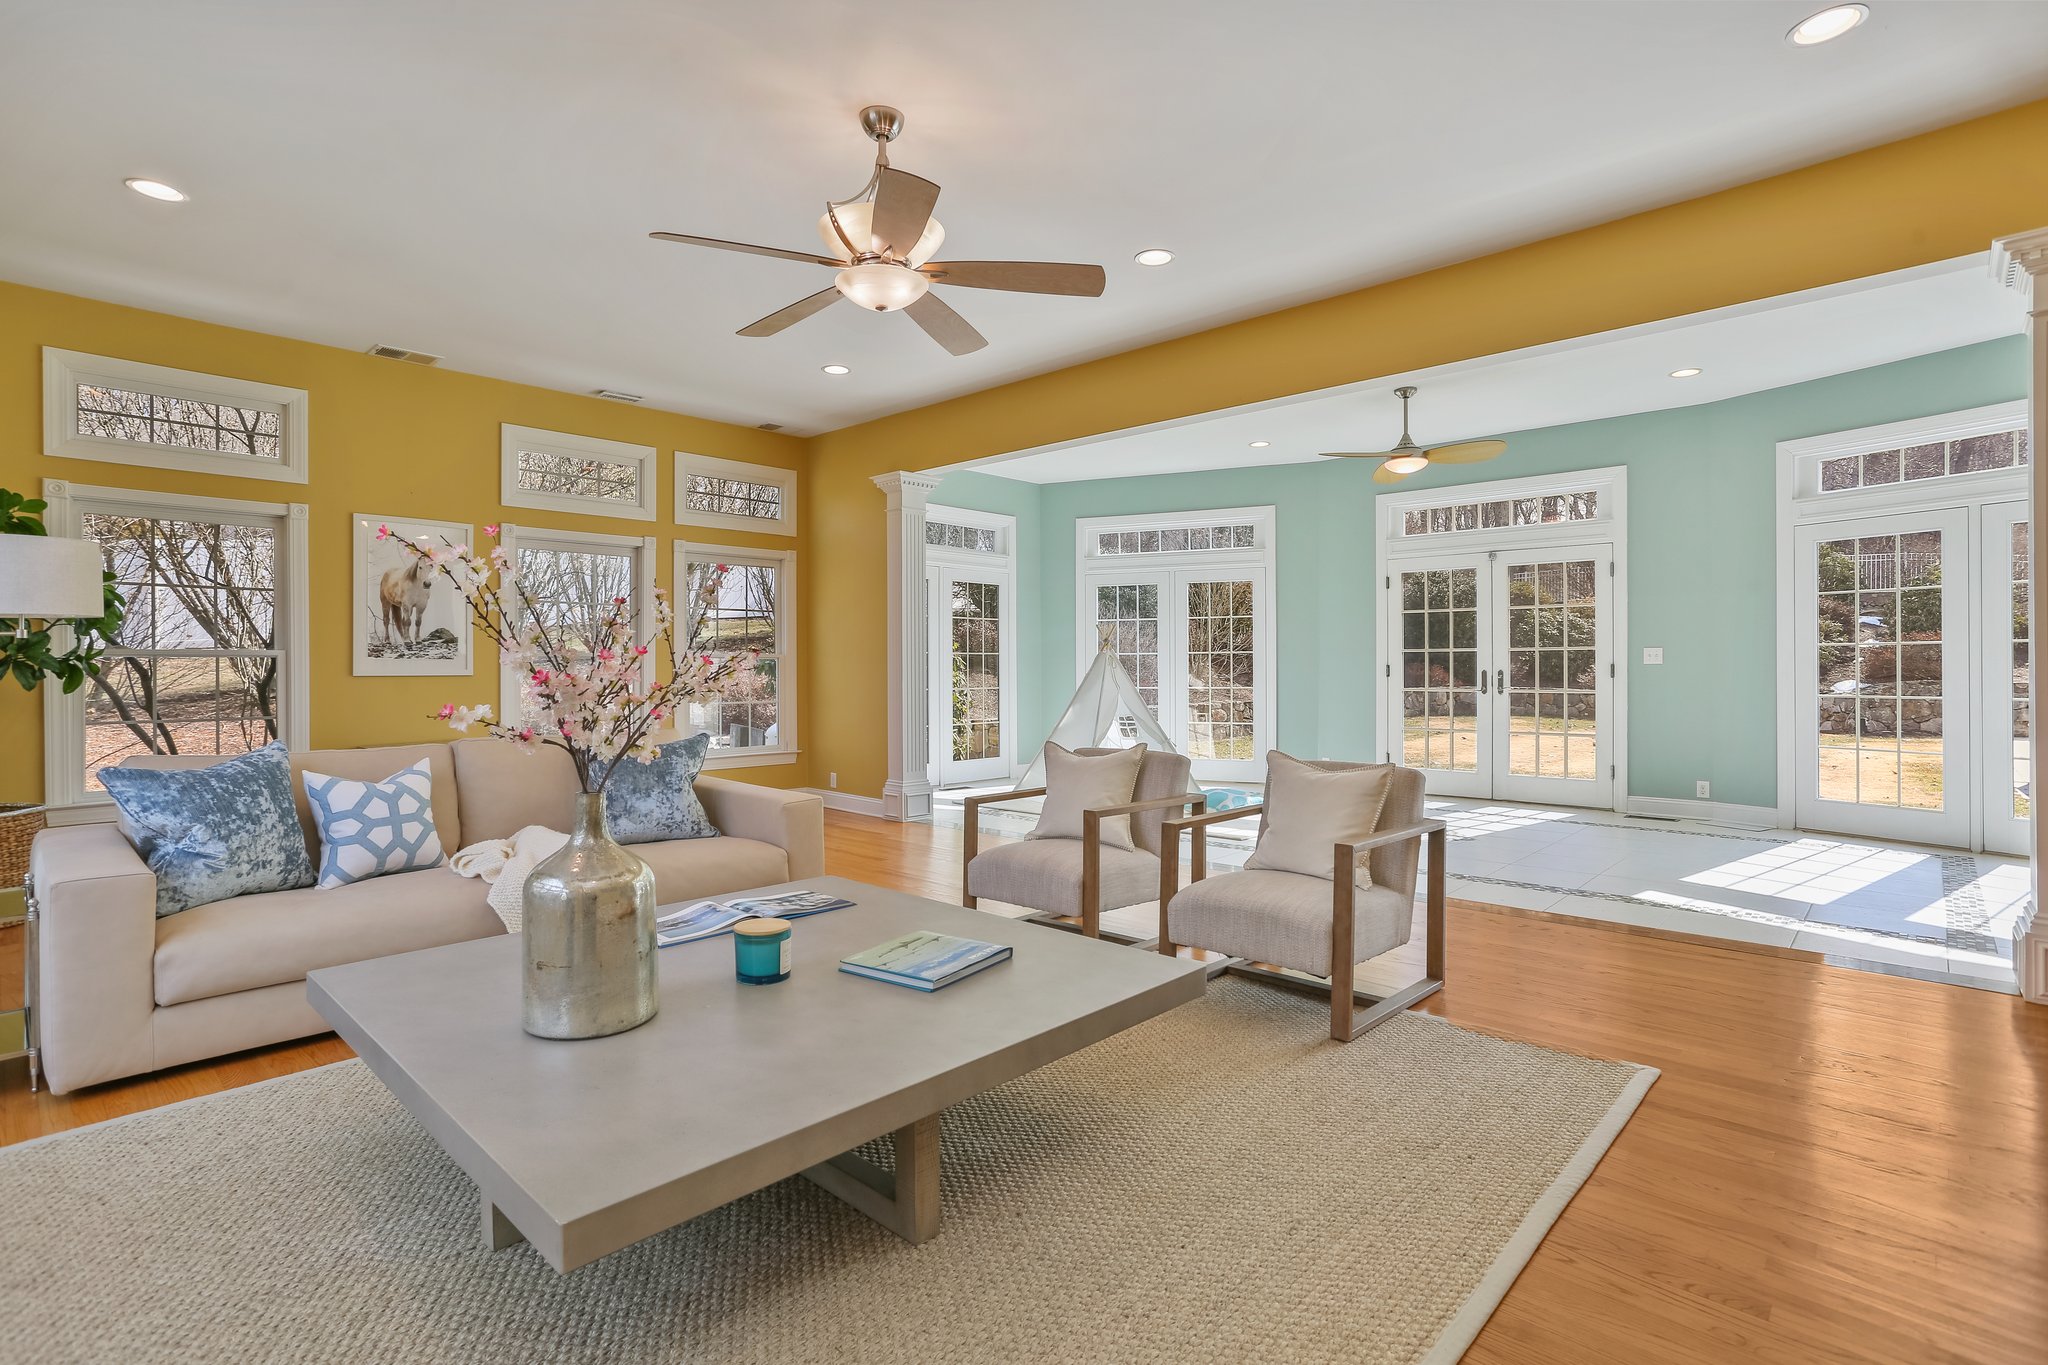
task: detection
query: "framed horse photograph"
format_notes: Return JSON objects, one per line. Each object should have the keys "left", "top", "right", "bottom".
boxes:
{"left": 351, "top": 512, "right": 473, "bottom": 677}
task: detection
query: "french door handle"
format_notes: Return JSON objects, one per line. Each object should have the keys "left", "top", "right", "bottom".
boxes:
{"left": 1496, "top": 668, "right": 1506, "bottom": 693}
{"left": 1479, "top": 670, "right": 1488, "bottom": 695}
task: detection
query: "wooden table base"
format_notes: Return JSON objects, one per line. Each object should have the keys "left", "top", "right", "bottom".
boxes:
{"left": 799, "top": 1113, "right": 942, "bottom": 1245}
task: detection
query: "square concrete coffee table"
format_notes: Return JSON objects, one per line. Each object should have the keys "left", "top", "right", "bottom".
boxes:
{"left": 307, "top": 875, "right": 1207, "bottom": 1272}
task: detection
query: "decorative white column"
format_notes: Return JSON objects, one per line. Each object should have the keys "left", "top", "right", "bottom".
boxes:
{"left": 1994, "top": 229, "right": 2048, "bottom": 1006}
{"left": 873, "top": 471, "right": 944, "bottom": 821}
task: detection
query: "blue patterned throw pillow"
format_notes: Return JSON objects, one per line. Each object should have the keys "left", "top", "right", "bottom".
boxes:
{"left": 301, "top": 759, "right": 447, "bottom": 888}
{"left": 590, "top": 733, "right": 719, "bottom": 845}
{"left": 99, "top": 742, "right": 317, "bottom": 918}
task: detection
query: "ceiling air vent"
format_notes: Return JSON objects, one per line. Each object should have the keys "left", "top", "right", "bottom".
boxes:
{"left": 757, "top": 422, "right": 784, "bottom": 431}
{"left": 367, "top": 344, "right": 442, "bottom": 365}
{"left": 593, "top": 388, "right": 643, "bottom": 403}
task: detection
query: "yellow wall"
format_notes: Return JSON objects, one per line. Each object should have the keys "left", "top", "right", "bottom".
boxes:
{"left": 806, "top": 97, "right": 2048, "bottom": 799}
{"left": 0, "top": 280, "right": 809, "bottom": 805}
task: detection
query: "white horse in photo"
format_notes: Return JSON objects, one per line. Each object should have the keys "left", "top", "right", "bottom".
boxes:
{"left": 379, "top": 557, "right": 435, "bottom": 651}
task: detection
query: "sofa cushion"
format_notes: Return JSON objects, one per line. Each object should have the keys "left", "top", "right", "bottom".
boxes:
{"left": 633, "top": 836, "right": 790, "bottom": 905}
{"left": 1167, "top": 869, "right": 1411, "bottom": 978}
{"left": 303, "top": 758, "right": 447, "bottom": 888}
{"left": 591, "top": 733, "right": 718, "bottom": 845}
{"left": 102, "top": 742, "right": 315, "bottom": 918}
{"left": 969, "top": 838, "right": 1161, "bottom": 917}
{"left": 452, "top": 738, "right": 579, "bottom": 844}
{"left": 153, "top": 865, "right": 505, "bottom": 1006}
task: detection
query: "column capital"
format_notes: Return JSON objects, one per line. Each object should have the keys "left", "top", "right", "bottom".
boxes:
{"left": 871, "top": 470, "right": 945, "bottom": 509}
{"left": 1991, "top": 228, "right": 2048, "bottom": 292}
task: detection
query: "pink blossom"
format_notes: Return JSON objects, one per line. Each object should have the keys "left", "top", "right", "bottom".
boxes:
{"left": 597, "top": 648, "right": 616, "bottom": 662}
{"left": 519, "top": 727, "right": 534, "bottom": 742}
{"left": 376, "top": 524, "right": 391, "bottom": 541}
{"left": 715, "top": 563, "right": 729, "bottom": 573}
{"left": 531, "top": 668, "right": 551, "bottom": 685}
{"left": 633, "top": 645, "right": 648, "bottom": 657}
{"left": 436, "top": 704, "right": 456, "bottom": 719}
{"left": 484, "top": 524, "right": 499, "bottom": 537}
{"left": 613, "top": 596, "right": 627, "bottom": 606}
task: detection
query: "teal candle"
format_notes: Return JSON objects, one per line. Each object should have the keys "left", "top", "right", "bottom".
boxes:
{"left": 733, "top": 917, "right": 792, "bottom": 984}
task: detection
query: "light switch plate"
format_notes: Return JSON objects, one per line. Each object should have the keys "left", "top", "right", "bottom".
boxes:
{"left": 1643, "top": 647, "right": 1665, "bottom": 665}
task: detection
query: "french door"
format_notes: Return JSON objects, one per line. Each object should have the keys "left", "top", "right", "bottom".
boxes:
{"left": 1794, "top": 508, "right": 1969, "bottom": 846}
{"left": 1981, "top": 501, "right": 2031, "bottom": 856}
{"left": 926, "top": 566, "right": 1012, "bottom": 787}
{"left": 1389, "top": 544, "right": 1613, "bottom": 807}
{"left": 1083, "top": 567, "right": 1270, "bottom": 782}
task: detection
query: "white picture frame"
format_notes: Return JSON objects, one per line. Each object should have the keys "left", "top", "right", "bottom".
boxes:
{"left": 351, "top": 512, "right": 474, "bottom": 677}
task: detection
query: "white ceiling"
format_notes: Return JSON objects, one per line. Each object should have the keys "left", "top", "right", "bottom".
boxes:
{"left": 2, "top": 3, "right": 2045, "bottom": 435}
{"left": 965, "top": 258, "right": 2025, "bottom": 482}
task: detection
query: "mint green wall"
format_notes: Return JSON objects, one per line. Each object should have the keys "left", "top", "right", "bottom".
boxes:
{"left": 935, "top": 336, "right": 2028, "bottom": 808}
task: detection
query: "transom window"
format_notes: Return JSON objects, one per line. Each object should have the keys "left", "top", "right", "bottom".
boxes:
{"left": 1818, "top": 426, "right": 2030, "bottom": 493}
{"left": 499, "top": 425, "right": 656, "bottom": 521}
{"left": 1401, "top": 490, "right": 1599, "bottom": 537}
{"left": 43, "top": 348, "right": 310, "bottom": 483}
{"left": 678, "top": 544, "right": 796, "bottom": 763}
{"left": 927, "top": 519, "right": 1000, "bottom": 553}
{"left": 676, "top": 454, "right": 796, "bottom": 535}
{"left": 1093, "top": 521, "right": 1257, "bottom": 556}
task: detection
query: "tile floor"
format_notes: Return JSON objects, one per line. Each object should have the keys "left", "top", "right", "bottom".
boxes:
{"left": 934, "top": 787, "right": 2027, "bottom": 994}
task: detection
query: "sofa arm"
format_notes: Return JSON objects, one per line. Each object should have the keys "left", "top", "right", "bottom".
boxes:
{"left": 695, "top": 778, "right": 825, "bottom": 880}
{"left": 29, "top": 823, "right": 161, "bottom": 1095}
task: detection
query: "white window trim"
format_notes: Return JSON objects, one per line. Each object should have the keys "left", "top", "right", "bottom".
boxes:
{"left": 38, "top": 478, "right": 312, "bottom": 815}
{"left": 675, "top": 540, "right": 798, "bottom": 769}
{"left": 497, "top": 523, "right": 659, "bottom": 725}
{"left": 43, "top": 348, "right": 310, "bottom": 484}
{"left": 500, "top": 424, "right": 657, "bottom": 522}
{"left": 1374, "top": 467, "right": 1630, "bottom": 814}
{"left": 1074, "top": 505, "right": 1276, "bottom": 779}
{"left": 675, "top": 452, "right": 797, "bottom": 536}
{"left": 1774, "top": 401, "right": 2030, "bottom": 835}
{"left": 925, "top": 506, "right": 1021, "bottom": 783}
{"left": 924, "top": 502, "right": 1013, "bottom": 563}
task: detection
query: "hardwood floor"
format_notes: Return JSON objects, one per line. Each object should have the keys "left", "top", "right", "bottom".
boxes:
{"left": 3, "top": 809, "right": 2043, "bottom": 1363}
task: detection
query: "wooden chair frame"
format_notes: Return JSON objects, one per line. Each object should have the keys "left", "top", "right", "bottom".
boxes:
{"left": 962, "top": 789, "right": 1207, "bottom": 939}
{"left": 1158, "top": 807, "right": 1448, "bottom": 1041}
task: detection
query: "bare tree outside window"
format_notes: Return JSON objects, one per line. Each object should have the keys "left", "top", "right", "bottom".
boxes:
{"left": 515, "top": 449, "right": 641, "bottom": 505}
{"left": 514, "top": 547, "right": 637, "bottom": 659}
{"left": 684, "top": 557, "right": 781, "bottom": 749}
{"left": 75, "top": 384, "right": 281, "bottom": 458}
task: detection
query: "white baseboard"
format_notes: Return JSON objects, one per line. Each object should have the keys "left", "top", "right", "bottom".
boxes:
{"left": 1623, "top": 795, "right": 1783, "bottom": 829}
{"left": 805, "top": 788, "right": 887, "bottom": 819}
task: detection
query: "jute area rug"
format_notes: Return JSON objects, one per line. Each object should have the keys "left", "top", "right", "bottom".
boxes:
{"left": 2, "top": 979, "right": 1654, "bottom": 1365}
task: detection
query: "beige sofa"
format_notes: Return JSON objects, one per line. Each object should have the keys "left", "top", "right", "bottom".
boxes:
{"left": 27, "top": 738, "right": 824, "bottom": 1095}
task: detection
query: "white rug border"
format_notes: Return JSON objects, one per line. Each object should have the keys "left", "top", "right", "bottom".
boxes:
{"left": 1419, "top": 1055, "right": 1661, "bottom": 1364}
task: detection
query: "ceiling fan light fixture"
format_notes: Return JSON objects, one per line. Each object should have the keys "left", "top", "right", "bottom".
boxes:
{"left": 834, "top": 261, "right": 929, "bottom": 312}
{"left": 818, "top": 203, "right": 946, "bottom": 266}
{"left": 1383, "top": 454, "right": 1431, "bottom": 475}
{"left": 1788, "top": 3, "right": 1868, "bottom": 45}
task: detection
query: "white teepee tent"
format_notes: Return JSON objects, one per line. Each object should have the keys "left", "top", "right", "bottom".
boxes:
{"left": 1020, "top": 628, "right": 1185, "bottom": 788}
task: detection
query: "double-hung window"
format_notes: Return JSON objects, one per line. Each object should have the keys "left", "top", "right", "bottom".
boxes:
{"left": 39, "top": 481, "right": 310, "bottom": 809}
{"left": 497, "top": 525, "right": 658, "bottom": 725}
{"left": 677, "top": 543, "right": 796, "bottom": 764}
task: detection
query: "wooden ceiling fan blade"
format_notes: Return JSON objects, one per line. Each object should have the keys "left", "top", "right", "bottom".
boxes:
{"left": 904, "top": 292, "right": 987, "bottom": 355}
{"left": 919, "top": 261, "right": 1106, "bottom": 297}
{"left": 1372, "top": 462, "right": 1412, "bottom": 485}
{"left": 1423, "top": 439, "right": 1507, "bottom": 464}
{"left": 737, "top": 288, "right": 843, "bottom": 337}
{"left": 649, "top": 232, "right": 839, "bottom": 267}
{"left": 869, "top": 168, "right": 940, "bottom": 258}
{"left": 1318, "top": 450, "right": 1402, "bottom": 460}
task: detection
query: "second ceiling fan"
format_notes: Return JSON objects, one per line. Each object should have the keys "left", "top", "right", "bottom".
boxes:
{"left": 651, "top": 105, "right": 1106, "bottom": 356}
{"left": 1319, "top": 386, "right": 1507, "bottom": 483}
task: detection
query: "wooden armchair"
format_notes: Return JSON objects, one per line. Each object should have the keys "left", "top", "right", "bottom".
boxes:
{"left": 1158, "top": 760, "right": 1446, "bottom": 1041}
{"left": 961, "top": 748, "right": 1205, "bottom": 940}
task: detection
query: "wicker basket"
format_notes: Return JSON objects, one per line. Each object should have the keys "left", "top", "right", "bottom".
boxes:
{"left": 0, "top": 804, "right": 45, "bottom": 890}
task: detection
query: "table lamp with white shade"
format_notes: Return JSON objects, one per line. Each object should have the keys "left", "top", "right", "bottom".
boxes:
{"left": 0, "top": 534, "right": 105, "bottom": 624}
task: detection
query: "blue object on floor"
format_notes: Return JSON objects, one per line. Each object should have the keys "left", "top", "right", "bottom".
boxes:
{"left": 1203, "top": 787, "right": 1259, "bottom": 812}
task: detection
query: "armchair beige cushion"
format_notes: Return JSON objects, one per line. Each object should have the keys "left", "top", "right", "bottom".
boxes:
{"left": 967, "top": 839, "right": 1163, "bottom": 919}
{"left": 1030, "top": 743, "right": 1145, "bottom": 849}
{"left": 1245, "top": 751, "right": 1395, "bottom": 886}
{"left": 1167, "top": 870, "right": 1411, "bottom": 977}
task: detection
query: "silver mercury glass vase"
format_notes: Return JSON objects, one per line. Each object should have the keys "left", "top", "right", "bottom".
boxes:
{"left": 522, "top": 791, "right": 659, "bottom": 1039}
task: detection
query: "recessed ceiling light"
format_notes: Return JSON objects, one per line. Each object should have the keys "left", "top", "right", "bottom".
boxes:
{"left": 821, "top": 364, "right": 850, "bottom": 375}
{"left": 124, "top": 178, "right": 186, "bottom": 202}
{"left": 1788, "top": 4, "right": 1867, "bottom": 46}
{"left": 1248, "top": 440, "right": 1270, "bottom": 448}
{"left": 1669, "top": 367, "right": 1703, "bottom": 378}
{"left": 1134, "top": 249, "right": 1175, "bottom": 267}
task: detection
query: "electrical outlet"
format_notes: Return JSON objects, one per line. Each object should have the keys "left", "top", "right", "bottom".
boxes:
{"left": 1643, "top": 647, "right": 1665, "bottom": 665}
{"left": 828, "top": 772, "right": 839, "bottom": 789}
{"left": 1696, "top": 780, "right": 1711, "bottom": 799}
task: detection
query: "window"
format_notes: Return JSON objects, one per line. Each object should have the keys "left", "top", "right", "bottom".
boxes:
{"left": 1093, "top": 521, "right": 1257, "bottom": 556}
{"left": 926, "top": 519, "right": 1001, "bottom": 553}
{"left": 1817, "top": 426, "right": 2030, "bottom": 493}
{"left": 676, "top": 453, "right": 796, "bottom": 535}
{"left": 1400, "top": 490, "right": 1600, "bottom": 537}
{"left": 499, "top": 425, "right": 657, "bottom": 521}
{"left": 43, "top": 348, "right": 309, "bottom": 483}
{"left": 39, "top": 481, "right": 310, "bottom": 808}
{"left": 497, "top": 526, "right": 656, "bottom": 724}
{"left": 677, "top": 543, "right": 795, "bottom": 764}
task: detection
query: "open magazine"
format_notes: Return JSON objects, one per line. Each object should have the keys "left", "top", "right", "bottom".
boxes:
{"left": 654, "top": 890, "right": 855, "bottom": 948}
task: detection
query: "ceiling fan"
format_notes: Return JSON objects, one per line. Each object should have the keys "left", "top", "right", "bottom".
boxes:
{"left": 1319, "top": 386, "right": 1508, "bottom": 483}
{"left": 649, "top": 105, "right": 1106, "bottom": 356}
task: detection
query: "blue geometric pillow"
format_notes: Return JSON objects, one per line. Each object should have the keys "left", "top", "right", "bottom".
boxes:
{"left": 589, "top": 732, "right": 720, "bottom": 845}
{"left": 301, "top": 759, "right": 446, "bottom": 889}
{"left": 99, "top": 742, "right": 316, "bottom": 918}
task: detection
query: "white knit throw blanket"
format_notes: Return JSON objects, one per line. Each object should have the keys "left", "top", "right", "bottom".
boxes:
{"left": 448, "top": 824, "right": 569, "bottom": 932}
